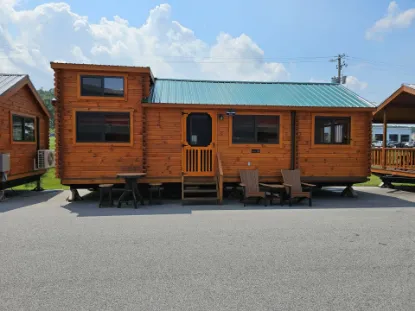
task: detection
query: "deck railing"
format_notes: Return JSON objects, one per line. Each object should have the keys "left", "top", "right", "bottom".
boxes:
{"left": 371, "top": 148, "right": 382, "bottom": 167}
{"left": 372, "top": 148, "right": 415, "bottom": 170}
{"left": 183, "top": 146, "right": 214, "bottom": 175}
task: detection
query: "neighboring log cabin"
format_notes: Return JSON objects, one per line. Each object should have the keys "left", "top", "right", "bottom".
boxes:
{"left": 50, "top": 62, "right": 375, "bottom": 200}
{"left": 0, "top": 74, "right": 50, "bottom": 190}
{"left": 372, "top": 84, "right": 415, "bottom": 184}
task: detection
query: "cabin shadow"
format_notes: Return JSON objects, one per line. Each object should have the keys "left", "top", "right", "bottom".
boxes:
{"left": 0, "top": 190, "right": 64, "bottom": 213}
{"left": 61, "top": 187, "right": 415, "bottom": 218}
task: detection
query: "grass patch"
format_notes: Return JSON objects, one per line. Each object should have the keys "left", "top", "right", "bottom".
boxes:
{"left": 355, "top": 175, "right": 381, "bottom": 187}
{"left": 13, "top": 136, "right": 68, "bottom": 190}
{"left": 356, "top": 174, "right": 415, "bottom": 189}
{"left": 49, "top": 136, "right": 55, "bottom": 149}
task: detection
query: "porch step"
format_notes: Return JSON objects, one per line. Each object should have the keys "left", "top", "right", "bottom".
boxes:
{"left": 183, "top": 181, "right": 216, "bottom": 185}
{"left": 182, "top": 197, "right": 219, "bottom": 204}
{"left": 182, "top": 175, "right": 219, "bottom": 204}
{"left": 184, "top": 189, "right": 217, "bottom": 194}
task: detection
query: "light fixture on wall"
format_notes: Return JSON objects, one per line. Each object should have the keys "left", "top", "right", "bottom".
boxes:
{"left": 226, "top": 109, "right": 236, "bottom": 116}
{"left": 218, "top": 114, "right": 224, "bottom": 121}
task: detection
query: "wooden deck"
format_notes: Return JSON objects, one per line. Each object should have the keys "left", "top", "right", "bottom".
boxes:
{"left": 371, "top": 148, "right": 415, "bottom": 178}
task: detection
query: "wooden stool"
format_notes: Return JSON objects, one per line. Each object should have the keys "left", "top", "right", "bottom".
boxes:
{"left": 99, "top": 184, "right": 114, "bottom": 207}
{"left": 149, "top": 183, "right": 163, "bottom": 205}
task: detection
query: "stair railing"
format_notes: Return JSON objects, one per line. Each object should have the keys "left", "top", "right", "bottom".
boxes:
{"left": 216, "top": 152, "right": 224, "bottom": 204}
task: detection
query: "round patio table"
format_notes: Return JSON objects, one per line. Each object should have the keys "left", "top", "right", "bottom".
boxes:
{"left": 116, "top": 173, "right": 146, "bottom": 209}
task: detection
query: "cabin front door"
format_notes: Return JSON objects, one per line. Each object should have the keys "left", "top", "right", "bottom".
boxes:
{"left": 182, "top": 111, "right": 216, "bottom": 176}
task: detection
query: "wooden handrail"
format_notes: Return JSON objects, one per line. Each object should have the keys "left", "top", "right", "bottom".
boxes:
{"left": 216, "top": 152, "right": 224, "bottom": 204}
{"left": 217, "top": 152, "right": 224, "bottom": 177}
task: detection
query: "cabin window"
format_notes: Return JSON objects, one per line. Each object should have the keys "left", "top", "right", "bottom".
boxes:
{"left": 80, "top": 75, "right": 124, "bottom": 97}
{"left": 12, "top": 115, "right": 35, "bottom": 142}
{"left": 314, "top": 116, "right": 351, "bottom": 144}
{"left": 76, "top": 111, "right": 130, "bottom": 143}
{"left": 232, "top": 115, "right": 280, "bottom": 144}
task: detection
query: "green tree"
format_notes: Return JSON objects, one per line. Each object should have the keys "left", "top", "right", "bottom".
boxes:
{"left": 38, "top": 88, "right": 55, "bottom": 129}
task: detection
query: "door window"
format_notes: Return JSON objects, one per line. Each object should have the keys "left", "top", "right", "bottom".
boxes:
{"left": 186, "top": 113, "right": 212, "bottom": 147}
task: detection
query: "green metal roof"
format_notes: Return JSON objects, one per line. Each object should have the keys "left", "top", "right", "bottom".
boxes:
{"left": 149, "top": 79, "right": 374, "bottom": 108}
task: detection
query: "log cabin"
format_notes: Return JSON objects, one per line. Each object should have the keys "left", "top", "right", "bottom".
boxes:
{"left": 372, "top": 84, "right": 415, "bottom": 185}
{"left": 50, "top": 62, "right": 376, "bottom": 201}
{"left": 0, "top": 74, "right": 50, "bottom": 190}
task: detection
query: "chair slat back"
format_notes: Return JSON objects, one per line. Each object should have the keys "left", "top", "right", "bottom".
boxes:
{"left": 281, "top": 169, "right": 302, "bottom": 193}
{"left": 239, "top": 169, "right": 260, "bottom": 194}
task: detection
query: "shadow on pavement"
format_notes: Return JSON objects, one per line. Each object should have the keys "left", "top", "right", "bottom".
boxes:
{"left": 60, "top": 187, "right": 415, "bottom": 217}
{"left": 0, "top": 190, "right": 64, "bottom": 213}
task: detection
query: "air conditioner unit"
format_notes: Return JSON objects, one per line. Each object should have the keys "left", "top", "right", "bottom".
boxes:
{"left": 37, "top": 150, "right": 56, "bottom": 169}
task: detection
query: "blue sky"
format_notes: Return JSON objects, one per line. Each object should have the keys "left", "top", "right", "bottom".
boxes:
{"left": 2, "top": 0, "right": 415, "bottom": 103}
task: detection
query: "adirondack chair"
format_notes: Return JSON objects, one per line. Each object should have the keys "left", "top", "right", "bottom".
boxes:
{"left": 239, "top": 169, "right": 267, "bottom": 206}
{"left": 281, "top": 169, "right": 316, "bottom": 206}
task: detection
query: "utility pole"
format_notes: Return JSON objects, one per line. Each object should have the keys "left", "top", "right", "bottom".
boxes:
{"left": 330, "top": 54, "right": 347, "bottom": 84}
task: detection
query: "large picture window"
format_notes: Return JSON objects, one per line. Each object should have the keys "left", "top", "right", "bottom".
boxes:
{"left": 76, "top": 111, "right": 131, "bottom": 143}
{"left": 314, "top": 116, "right": 351, "bottom": 145}
{"left": 232, "top": 115, "right": 279, "bottom": 144}
{"left": 80, "top": 75, "right": 124, "bottom": 97}
{"left": 12, "top": 115, "right": 35, "bottom": 142}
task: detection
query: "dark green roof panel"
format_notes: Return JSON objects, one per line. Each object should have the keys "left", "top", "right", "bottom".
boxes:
{"left": 150, "top": 79, "right": 374, "bottom": 108}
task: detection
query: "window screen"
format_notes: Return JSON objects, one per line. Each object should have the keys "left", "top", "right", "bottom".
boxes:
{"left": 76, "top": 111, "right": 130, "bottom": 143}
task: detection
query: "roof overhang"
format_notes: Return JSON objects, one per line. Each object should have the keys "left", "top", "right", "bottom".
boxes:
{"left": 50, "top": 62, "right": 155, "bottom": 84}
{"left": 142, "top": 102, "right": 376, "bottom": 112}
{"left": 373, "top": 85, "right": 415, "bottom": 123}
{"left": 1, "top": 76, "right": 51, "bottom": 118}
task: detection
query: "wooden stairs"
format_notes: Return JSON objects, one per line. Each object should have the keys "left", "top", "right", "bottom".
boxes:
{"left": 181, "top": 175, "right": 220, "bottom": 204}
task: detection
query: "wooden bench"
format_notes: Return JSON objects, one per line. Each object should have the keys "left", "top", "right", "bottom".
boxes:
{"left": 99, "top": 184, "right": 114, "bottom": 208}
{"left": 149, "top": 183, "right": 163, "bottom": 205}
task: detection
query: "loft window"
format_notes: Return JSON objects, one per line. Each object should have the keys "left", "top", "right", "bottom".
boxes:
{"left": 80, "top": 75, "right": 124, "bottom": 97}
{"left": 12, "top": 115, "right": 35, "bottom": 142}
{"left": 232, "top": 115, "right": 279, "bottom": 144}
{"left": 76, "top": 111, "right": 131, "bottom": 143}
{"left": 314, "top": 116, "right": 351, "bottom": 145}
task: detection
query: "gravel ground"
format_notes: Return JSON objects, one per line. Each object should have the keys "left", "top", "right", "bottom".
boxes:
{"left": 0, "top": 187, "right": 414, "bottom": 311}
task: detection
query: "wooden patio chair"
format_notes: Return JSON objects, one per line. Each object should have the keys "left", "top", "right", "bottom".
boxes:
{"left": 281, "top": 169, "right": 316, "bottom": 207}
{"left": 239, "top": 169, "right": 267, "bottom": 206}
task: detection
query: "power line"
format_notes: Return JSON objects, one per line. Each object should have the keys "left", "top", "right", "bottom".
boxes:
{"left": 330, "top": 54, "right": 347, "bottom": 84}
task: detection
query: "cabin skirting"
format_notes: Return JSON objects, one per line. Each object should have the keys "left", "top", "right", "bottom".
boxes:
{"left": 0, "top": 171, "right": 45, "bottom": 190}
{"left": 61, "top": 175, "right": 369, "bottom": 188}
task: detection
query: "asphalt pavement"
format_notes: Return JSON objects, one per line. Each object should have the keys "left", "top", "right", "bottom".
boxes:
{"left": 0, "top": 187, "right": 414, "bottom": 311}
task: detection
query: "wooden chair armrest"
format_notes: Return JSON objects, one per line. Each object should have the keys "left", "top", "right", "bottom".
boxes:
{"left": 283, "top": 183, "right": 292, "bottom": 188}
{"left": 301, "top": 182, "right": 316, "bottom": 187}
{"left": 239, "top": 183, "right": 246, "bottom": 187}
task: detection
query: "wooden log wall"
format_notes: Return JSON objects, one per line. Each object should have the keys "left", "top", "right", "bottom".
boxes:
{"left": 0, "top": 86, "right": 49, "bottom": 180}
{"left": 57, "top": 70, "right": 148, "bottom": 181}
{"left": 297, "top": 111, "right": 372, "bottom": 178}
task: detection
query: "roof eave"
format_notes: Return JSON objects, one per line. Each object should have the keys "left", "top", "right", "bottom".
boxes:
{"left": 142, "top": 102, "right": 375, "bottom": 111}
{"left": 50, "top": 62, "right": 153, "bottom": 77}
{"left": 1, "top": 76, "right": 51, "bottom": 118}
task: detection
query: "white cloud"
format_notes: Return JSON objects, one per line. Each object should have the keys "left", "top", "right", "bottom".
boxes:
{"left": 366, "top": 1, "right": 415, "bottom": 40}
{"left": 344, "top": 76, "right": 368, "bottom": 91}
{"left": 0, "top": 2, "right": 288, "bottom": 88}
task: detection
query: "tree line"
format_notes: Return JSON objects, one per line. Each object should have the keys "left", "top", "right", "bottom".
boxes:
{"left": 38, "top": 88, "right": 55, "bottom": 129}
